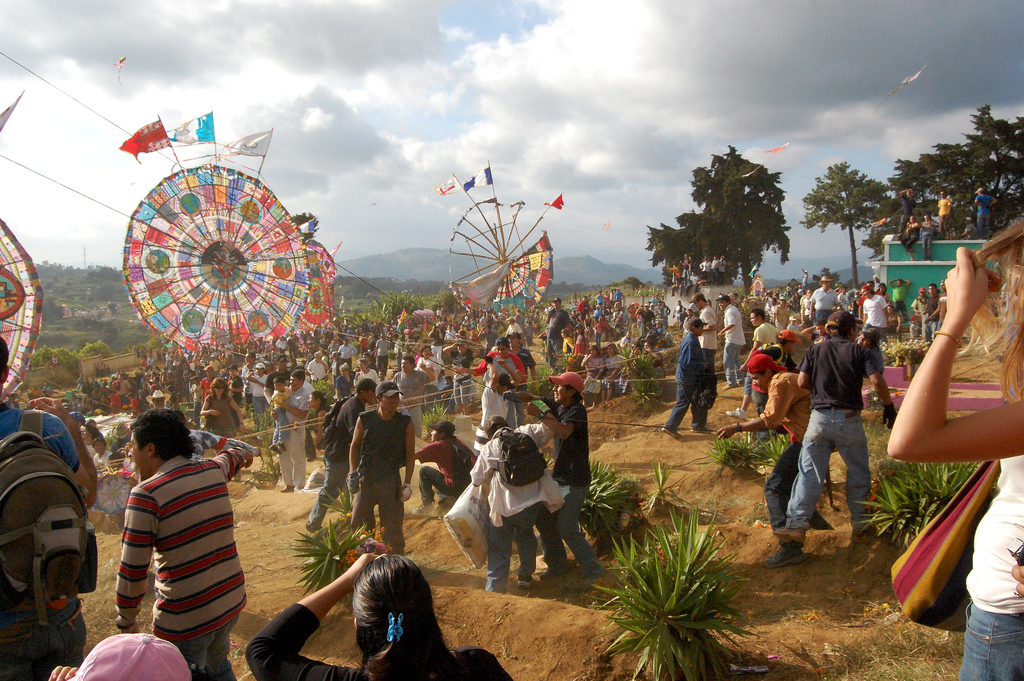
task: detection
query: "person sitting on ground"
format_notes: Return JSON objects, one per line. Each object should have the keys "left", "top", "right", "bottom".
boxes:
{"left": 472, "top": 415, "right": 564, "bottom": 593}
{"left": 246, "top": 554, "right": 513, "bottom": 681}
{"left": 413, "top": 421, "right": 475, "bottom": 516}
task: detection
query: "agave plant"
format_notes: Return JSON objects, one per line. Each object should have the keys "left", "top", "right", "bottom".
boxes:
{"left": 581, "top": 460, "right": 645, "bottom": 538}
{"left": 865, "top": 460, "right": 978, "bottom": 546}
{"left": 600, "top": 511, "right": 749, "bottom": 681}
{"left": 293, "top": 521, "right": 387, "bottom": 593}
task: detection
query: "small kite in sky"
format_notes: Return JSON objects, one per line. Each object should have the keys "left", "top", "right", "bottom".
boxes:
{"left": 544, "top": 194, "right": 564, "bottom": 210}
{"left": 764, "top": 143, "right": 789, "bottom": 156}
{"left": 741, "top": 165, "right": 761, "bottom": 178}
{"left": 114, "top": 56, "right": 126, "bottom": 85}
{"left": 876, "top": 66, "right": 925, "bottom": 110}
{"left": 871, "top": 216, "right": 890, "bottom": 228}
{"left": 603, "top": 222, "right": 610, "bottom": 231}
{"left": 0, "top": 91, "right": 24, "bottom": 135}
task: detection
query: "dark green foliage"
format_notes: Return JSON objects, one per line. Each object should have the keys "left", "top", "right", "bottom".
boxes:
{"left": 293, "top": 521, "right": 370, "bottom": 594}
{"left": 647, "top": 146, "right": 788, "bottom": 291}
{"left": 705, "top": 434, "right": 786, "bottom": 471}
{"left": 581, "top": 461, "right": 645, "bottom": 539}
{"left": 865, "top": 460, "right": 978, "bottom": 546}
{"left": 600, "top": 511, "right": 749, "bottom": 681}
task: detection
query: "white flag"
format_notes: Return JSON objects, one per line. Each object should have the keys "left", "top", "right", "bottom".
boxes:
{"left": 223, "top": 130, "right": 273, "bottom": 157}
{"left": 0, "top": 92, "right": 24, "bottom": 135}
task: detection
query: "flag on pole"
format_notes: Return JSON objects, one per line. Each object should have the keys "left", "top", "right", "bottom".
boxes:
{"left": 222, "top": 130, "right": 273, "bottom": 157}
{"left": 544, "top": 194, "right": 564, "bottom": 210}
{"left": 462, "top": 166, "right": 493, "bottom": 191}
{"left": 119, "top": 120, "right": 170, "bottom": 161}
{"left": 871, "top": 217, "right": 889, "bottom": 228}
{"left": 169, "top": 112, "right": 215, "bottom": 145}
{"left": 0, "top": 92, "right": 24, "bottom": 135}
{"left": 434, "top": 177, "right": 459, "bottom": 195}
{"left": 398, "top": 309, "right": 408, "bottom": 330}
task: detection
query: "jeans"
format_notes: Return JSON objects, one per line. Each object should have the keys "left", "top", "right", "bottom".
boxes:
{"left": 785, "top": 409, "right": 871, "bottom": 531}
{"left": 406, "top": 405, "right": 422, "bottom": 442}
{"left": 174, "top": 614, "right": 238, "bottom": 681}
{"left": 977, "top": 213, "right": 992, "bottom": 240}
{"left": 921, "top": 230, "right": 934, "bottom": 260}
{"left": 271, "top": 408, "right": 289, "bottom": 447}
{"left": 537, "top": 485, "right": 604, "bottom": 581}
{"left": 924, "top": 319, "right": 940, "bottom": 343}
{"left": 546, "top": 335, "right": 559, "bottom": 366}
{"left": 251, "top": 395, "right": 268, "bottom": 421}
{"left": 723, "top": 343, "right": 742, "bottom": 386}
{"left": 0, "top": 600, "right": 86, "bottom": 681}
{"left": 418, "top": 466, "right": 462, "bottom": 505}
{"left": 764, "top": 441, "right": 802, "bottom": 529}
{"left": 307, "top": 456, "right": 349, "bottom": 530}
{"left": 663, "top": 378, "right": 707, "bottom": 432}
{"left": 960, "top": 602, "right": 1024, "bottom": 680}
{"left": 486, "top": 504, "right": 540, "bottom": 592}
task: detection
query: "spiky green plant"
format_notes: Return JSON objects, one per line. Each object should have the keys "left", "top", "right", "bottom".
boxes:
{"left": 647, "top": 461, "right": 680, "bottom": 514}
{"left": 293, "top": 521, "right": 372, "bottom": 594}
{"left": 581, "top": 461, "right": 645, "bottom": 538}
{"left": 865, "top": 461, "right": 978, "bottom": 546}
{"left": 600, "top": 511, "right": 749, "bottom": 681}
{"left": 751, "top": 433, "right": 789, "bottom": 466}
{"left": 420, "top": 401, "right": 450, "bottom": 439}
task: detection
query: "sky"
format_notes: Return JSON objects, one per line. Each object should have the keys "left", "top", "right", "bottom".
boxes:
{"left": 0, "top": 0, "right": 1022, "bottom": 281}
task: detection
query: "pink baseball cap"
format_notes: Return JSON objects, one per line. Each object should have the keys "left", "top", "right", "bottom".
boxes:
{"left": 549, "top": 371, "right": 585, "bottom": 394}
{"left": 76, "top": 634, "right": 190, "bottom": 681}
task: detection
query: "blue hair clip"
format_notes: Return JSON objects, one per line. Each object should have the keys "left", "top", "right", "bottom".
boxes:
{"left": 387, "top": 613, "right": 404, "bottom": 643}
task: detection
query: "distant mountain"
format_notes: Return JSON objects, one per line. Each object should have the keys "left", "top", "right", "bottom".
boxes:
{"left": 336, "top": 249, "right": 657, "bottom": 286}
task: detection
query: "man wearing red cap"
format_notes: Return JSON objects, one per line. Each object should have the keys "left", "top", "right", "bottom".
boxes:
{"left": 716, "top": 353, "right": 827, "bottom": 567}
{"left": 521, "top": 371, "right": 605, "bottom": 585}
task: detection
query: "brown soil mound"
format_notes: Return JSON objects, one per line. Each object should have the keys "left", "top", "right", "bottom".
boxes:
{"left": 78, "top": 355, "right": 990, "bottom": 679}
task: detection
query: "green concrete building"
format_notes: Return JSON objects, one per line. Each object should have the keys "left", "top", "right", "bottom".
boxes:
{"left": 869, "top": 234, "right": 985, "bottom": 294}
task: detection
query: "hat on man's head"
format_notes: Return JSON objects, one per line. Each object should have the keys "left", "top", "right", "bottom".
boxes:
{"left": 375, "top": 380, "right": 402, "bottom": 397}
{"left": 75, "top": 634, "right": 190, "bottom": 681}
{"left": 777, "top": 329, "right": 802, "bottom": 344}
{"left": 747, "top": 352, "right": 786, "bottom": 374}
{"left": 254, "top": 362, "right": 266, "bottom": 370}
{"left": 495, "top": 336, "right": 510, "bottom": 347}
{"left": 147, "top": 390, "right": 166, "bottom": 405}
{"left": 429, "top": 420, "right": 456, "bottom": 438}
{"left": 548, "top": 371, "right": 585, "bottom": 394}
{"left": 819, "top": 275, "right": 834, "bottom": 282}
{"left": 716, "top": 293, "right": 731, "bottom": 302}
{"left": 355, "top": 378, "right": 377, "bottom": 394}
{"left": 826, "top": 310, "right": 857, "bottom": 335}
{"left": 552, "top": 297, "right": 562, "bottom": 303}
{"left": 484, "top": 415, "right": 510, "bottom": 439}
{"left": 919, "top": 287, "right": 927, "bottom": 293}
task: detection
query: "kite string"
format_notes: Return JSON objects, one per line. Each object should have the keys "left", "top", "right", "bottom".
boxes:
{"left": 0, "top": 153, "right": 133, "bottom": 219}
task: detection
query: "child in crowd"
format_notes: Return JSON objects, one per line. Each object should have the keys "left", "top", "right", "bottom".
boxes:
{"left": 269, "top": 377, "right": 291, "bottom": 453}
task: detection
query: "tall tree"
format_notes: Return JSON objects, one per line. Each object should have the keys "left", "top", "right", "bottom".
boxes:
{"left": 803, "top": 163, "right": 888, "bottom": 288}
{"left": 647, "top": 146, "right": 788, "bottom": 290}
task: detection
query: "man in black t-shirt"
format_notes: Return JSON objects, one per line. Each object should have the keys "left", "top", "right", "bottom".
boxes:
{"left": 776, "top": 311, "right": 896, "bottom": 547}
{"left": 545, "top": 298, "right": 571, "bottom": 365}
{"left": 522, "top": 372, "right": 605, "bottom": 585}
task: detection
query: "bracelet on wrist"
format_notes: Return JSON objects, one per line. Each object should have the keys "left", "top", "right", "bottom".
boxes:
{"left": 933, "top": 331, "right": 963, "bottom": 349}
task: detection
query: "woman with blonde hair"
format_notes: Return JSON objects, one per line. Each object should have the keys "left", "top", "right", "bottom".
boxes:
{"left": 889, "top": 227, "right": 1024, "bottom": 680}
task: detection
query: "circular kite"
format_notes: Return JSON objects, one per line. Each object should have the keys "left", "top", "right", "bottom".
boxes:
{"left": 123, "top": 165, "right": 308, "bottom": 351}
{"left": 298, "top": 239, "right": 336, "bottom": 332}
{"left": 0, "top": 218, "right": 42, "bottom": 398}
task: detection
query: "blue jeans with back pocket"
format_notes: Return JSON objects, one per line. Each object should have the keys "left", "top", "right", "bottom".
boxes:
{"left": 960, "top": 602, "right": 1024, "bottom": 680}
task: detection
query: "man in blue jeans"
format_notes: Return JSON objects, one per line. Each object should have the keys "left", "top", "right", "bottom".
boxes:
{"left": 523, "top": 372, "right": 606, "bottom": 586}
{"left": 471, "top": 415, "right": 564, "bottom": 592}
{"left": 775, "top": 311, "right": 896, "bottom": 548}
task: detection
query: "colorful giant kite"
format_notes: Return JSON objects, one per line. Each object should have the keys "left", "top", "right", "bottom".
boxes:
{"left": 0, "top": 218, "right": 41, "bottom": 398}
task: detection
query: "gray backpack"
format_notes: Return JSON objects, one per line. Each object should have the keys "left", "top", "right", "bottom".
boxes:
{"left": 0, "top": 410, "right": 95, "bottom": 623}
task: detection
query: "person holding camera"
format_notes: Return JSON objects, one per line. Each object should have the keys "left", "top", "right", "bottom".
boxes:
{"left": 890, "top": 237, "right": 1024, "bottom": 680}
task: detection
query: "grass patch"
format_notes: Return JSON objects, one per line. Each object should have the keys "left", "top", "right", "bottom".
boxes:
{"left": 826, "top": 621, "right": 962, "bottom": 680}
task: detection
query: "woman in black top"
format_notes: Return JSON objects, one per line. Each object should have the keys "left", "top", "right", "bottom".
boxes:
{"left": 246, "top": 554, "right": 512, "bottom": 681}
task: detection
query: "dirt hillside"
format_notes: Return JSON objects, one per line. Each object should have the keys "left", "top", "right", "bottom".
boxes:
{"left": 78, "top": 354, "right": 993, "bottom": 679}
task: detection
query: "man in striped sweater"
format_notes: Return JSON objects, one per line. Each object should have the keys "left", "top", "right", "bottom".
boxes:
{"left": 115, "top": 409, "right": 253, "bottom": 681}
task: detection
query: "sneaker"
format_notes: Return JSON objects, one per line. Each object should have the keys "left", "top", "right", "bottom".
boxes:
{"left": 516, "top": 575, "right": 533, "bottom": 589}
{"left": 690, "top": 425, "right": 711, "bottom": 433}
{"left": 809, "top": 512, "right": 834, "bottom": 531}
{"left": 765, "top": 541, "right": 808, "bottom": 568}
{"left": 726, "top": 383, "right": 740, "bottom": 389}
{"left": 772, "top": 526, "right": 806, "bottom": 544}
{"left": 660, "top": 427, "right": 679, "bottom": 436}
{"left": 726, "top": 408, "right": 747, "bottom": 419}
{"left": 538, "top": 567, "right": 568, "bottom": 581}
{"left": 270, "top": 443, "right": 283, "bottom": 455}
{"left": 281, "top": 485, "right": 295, "bottom": 494}
{"left": 305, "top": 521, "right": 319, "bottom": 533}
{"left": 412, "top": 504, "right": 435, "bottom": 516}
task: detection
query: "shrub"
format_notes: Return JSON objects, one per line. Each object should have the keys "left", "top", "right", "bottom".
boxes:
{"left": 420, "top": 401, "right": 450, "bottom": 439}
{"left": 705, "top": 435, "right": 779, "bottom": 471}
{"left": 600, "top": 511, "right": 749, "bottom": 681}
{"left": 294, "top": 521, "right": 387, "bottom": 593}
{"left": 581, "top": 460, "right": 645, "bottom": 539}
{"left": 865, "top": 460, "right": 978, "bottom": 546}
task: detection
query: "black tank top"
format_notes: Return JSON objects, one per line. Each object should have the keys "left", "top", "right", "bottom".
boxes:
{"left": 356, "top": 409, "right": 411, "bottom": 481}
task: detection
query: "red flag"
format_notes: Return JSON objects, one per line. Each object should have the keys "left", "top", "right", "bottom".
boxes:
{"left": 544, "top": 194, "right": 564, "bottom": 210}
{"left": 119, "top": 120, "right": 170, "bottom": 161}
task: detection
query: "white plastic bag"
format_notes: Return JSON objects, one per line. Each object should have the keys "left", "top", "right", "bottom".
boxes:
{"left": 443, "top": 483, "right": 490, "bottom": 568}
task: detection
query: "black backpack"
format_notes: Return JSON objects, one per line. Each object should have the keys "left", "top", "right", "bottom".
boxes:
{"left": 320, "top": 396, "right": 352, "bottom": 462}
{"left": 496, "top": 429, "right": 547, "bottom": 487}
{"left": 449, "top": 439, "right": 476, "bottom": 487}
{"left": 0, "top": 410, "right": 96, "bottom": 623}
